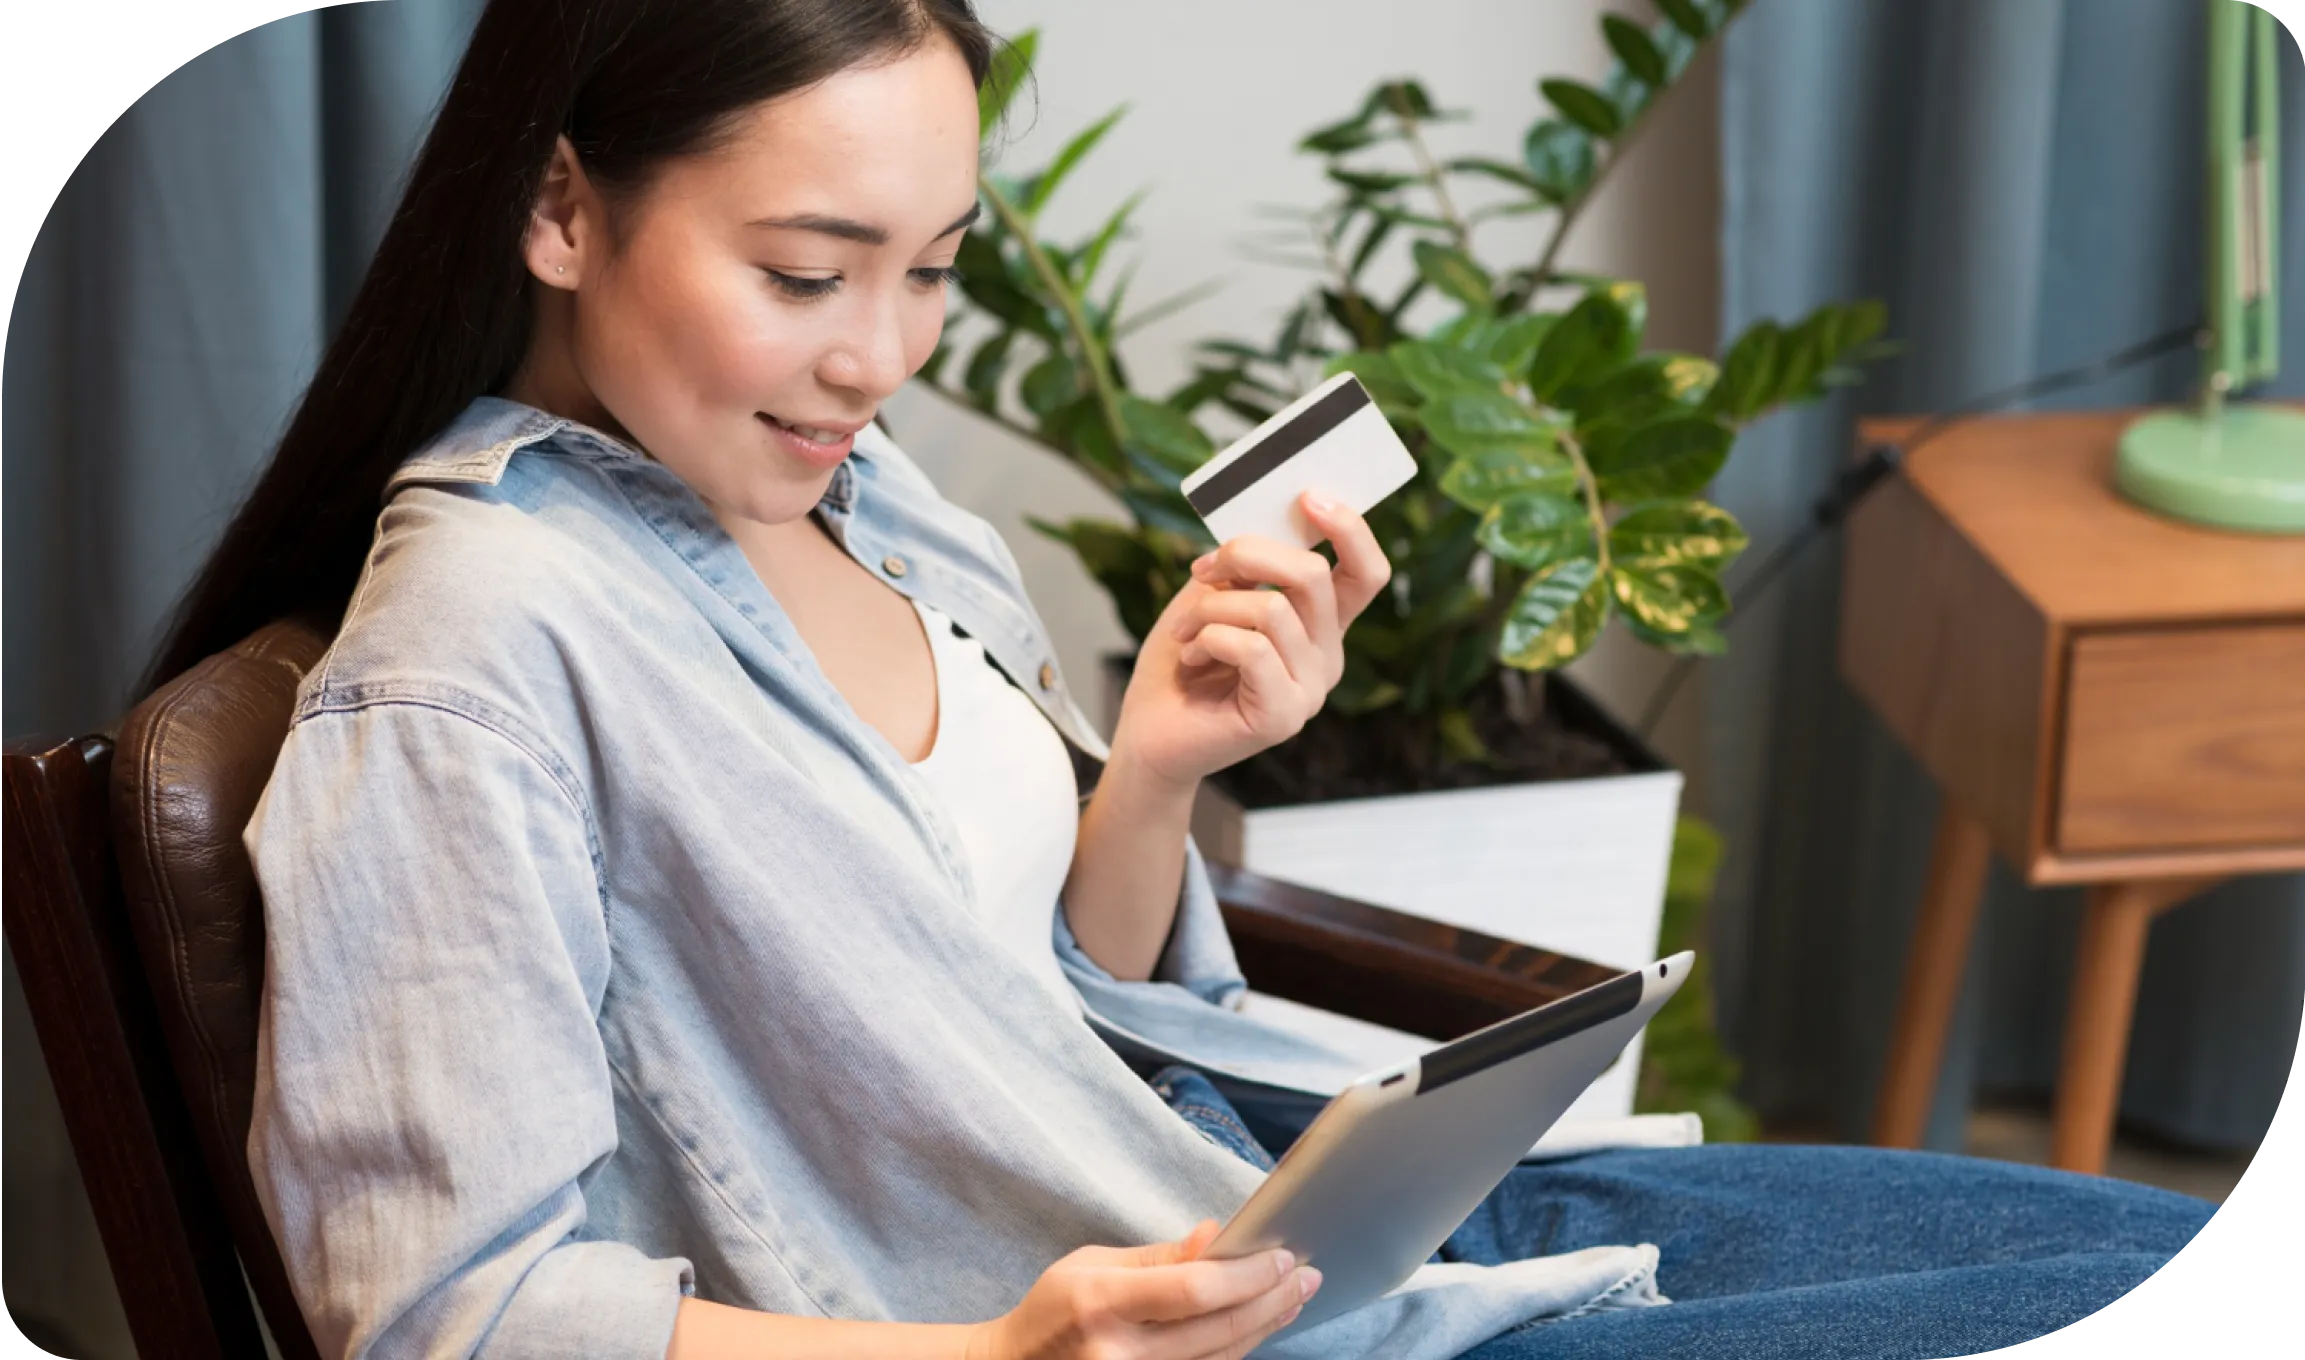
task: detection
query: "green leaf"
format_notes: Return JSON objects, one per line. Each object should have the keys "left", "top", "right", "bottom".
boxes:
{"left": 1323, "top": 350, "right": 1421, "bottom": 413}
{"left": 1120, "top": 484, "right": 1216, "bottom": 547}
{"left": 1440, "top": 629, "right": 1493, "bottom": 703}
{"left": 1321, "top": 289, "right": 1389, "bottom": 350}
{"left": 1483, "top": 313, "right": 1560, "bottom": 372}
{"left": 1116, "top": 393, "right": 1214, "bottom": 474}
{"left": 1440, "top": 446, "right": 1577, "bottom": 512}
{"left": 1840, "top": 298, "right": 1889, "bottom": 349}
{"left": 1523, "top": 121, "right": 1597, "bottom": 203}
{"left": 1601, "top": 64, "right": 1654, "bottom": 124}
{"left": 1044, "top": 394, "right": 1124, "bottom": 479}
{"left": 1020, "top": 348, "right": 1079, "bottom": 420}
{"left": 1445, "top": 156, "right": 1544, "bottom": 192}
{"left": 1658, "top": 0, "right": 1713, "bottom": 38}
{"left": 1649, "top": 18, "right": 1699, "bottom": 81}
{"left": 954, "top": 232, "right": 1056, "bottom": 339}
{"left": 1299, "top": 115, "right": 1382, "bottom": 155}
{"left": 1625, "top": 614, "right": 1731, "bottom": 655}
{"left": 1498, "top": 558, "right": 1610, "bottom": 670}
{"left": 1478, "top": 492, "right": 1593, "bottom": 570}
{"left": 963, "top": 330, "right": 1016, "bottom": 408}
{"left": 1609, "top": 563, "right": 1729, "bottom": 636}
{"left": 1591, "top": 415, "right": 1734, "bottom": 500}
{"left": 1563, "top": 351, "right": 1717, "bottom": 424}
{"left": 1429, "top": 310, "right": 1501, "bottom": 351}
{"left": 1024, "top": 106, "right": 1127, "bottom": 217}
{"left": 1329, "top": 167, "right": 1417, "bottom": 196}
{"left": 978, "top": 30, "right": 1037, "bottom": 138}
{"left": 1371, "top": 79, "right": 1438, "bottom": 119}
{"left": 1602, "top": 14, "right": 1668, "bottom": 85}
{"left": 1540, "top": 78, "right": 1623, "bottom": 138}
{"left": 1411, "top": 241, "right": 1494, "bottom": 310}
{"left": 1655, "top": 354, "right": 1721, "bottom": 404}
{"left": 1421, "top": 390, "right": 1566, "bottom": 460}
{"left": 1330, "top": 651, "right": 1406, "bottom": 715}
{"left": 1609, "top": 500, "right": 1750, "bottom": 569}
{"left": 1524, "top": 282, "right": 1646, "bottom": 401}
{"left": 1346, "top": 210, "right": 1397, "bottom": 279}
{"left": 1073, "top": 190, "right": 1146, "bottom": 290}
{"left": 1389, "top": 340, "right": 1506, "bottom": 401}
{"left": 1437, "top": 708, "right": 1492, "bottom": 764}
{"left": 1708, "top": 319, "right": 1780, "bottom": 420}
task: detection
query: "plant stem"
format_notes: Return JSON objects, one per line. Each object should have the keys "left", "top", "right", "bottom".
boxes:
{"left": 1396, "top": 114, "right": 1472, "bottom": 252}
{"left": 1561, "top": 429, "right": 1611, "bottom": 578}
{"left": 1312, "top": 208, "right": 1381, "bottom": 351}
{"left": 1509, "top": 89, "right": 1669, "bottom": 310}
{"left": 979, "top": 174, "right": 1132, "bottom": 455}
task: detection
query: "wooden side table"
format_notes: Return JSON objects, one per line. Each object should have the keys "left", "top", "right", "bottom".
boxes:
{"left": 1839, "top": 409, "right": 2305, "bottom": 1174}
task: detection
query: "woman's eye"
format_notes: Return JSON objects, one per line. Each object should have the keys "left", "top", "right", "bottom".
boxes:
{"left": 766, "top": 271, "right": 839, "bottom": 299}
{"left": 910, "top": 265, "right": 963, "bottom": 289}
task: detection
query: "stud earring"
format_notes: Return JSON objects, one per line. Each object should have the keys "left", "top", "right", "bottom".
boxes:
{"left": 555, "top": 265, "right": 566, "bottom": 275}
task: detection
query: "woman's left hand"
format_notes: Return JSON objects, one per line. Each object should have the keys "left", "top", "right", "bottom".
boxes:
{"left": 1107, "top": 492, "right": 1392, "bottom": 793}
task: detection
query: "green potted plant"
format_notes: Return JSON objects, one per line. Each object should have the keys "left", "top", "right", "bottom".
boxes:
{"left": 919, "top": 1, "right": 1886, "bottom": 1122}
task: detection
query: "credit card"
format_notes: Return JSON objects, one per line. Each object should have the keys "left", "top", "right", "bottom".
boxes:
{"left": 1180, "top": 371, "right": 1417, "bottom": 549}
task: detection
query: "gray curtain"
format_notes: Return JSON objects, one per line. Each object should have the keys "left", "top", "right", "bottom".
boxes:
{"left": 1, "top": 3, "right": 479, "bottom": 1350}
{"left": 1710, "top": 0, "right": 2305, "bottom": 1155}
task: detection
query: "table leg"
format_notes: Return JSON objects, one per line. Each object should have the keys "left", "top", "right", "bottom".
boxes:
{"left": 1871, "top": 802, "right": 1993, "bottom": 1149}
{"left": 2050, "top": 876, "right": 2220, "bottom": 1174}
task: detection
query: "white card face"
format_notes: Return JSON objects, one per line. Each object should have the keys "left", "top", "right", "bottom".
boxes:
{"left": 1180, "top": 371, "right": 1418, "bottom": 549}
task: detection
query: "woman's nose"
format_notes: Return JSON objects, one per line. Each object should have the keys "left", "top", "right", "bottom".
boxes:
{"left": 821, "top": 298, "right": 910, "bottom": 402}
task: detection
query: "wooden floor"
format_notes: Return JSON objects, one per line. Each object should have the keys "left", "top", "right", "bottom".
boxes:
{"left": 1765, "top": 1102, "right": 2255, "bottom": 1203}
{"left": 1961, "top": 1103, "right": 2254, "bottom": 1203}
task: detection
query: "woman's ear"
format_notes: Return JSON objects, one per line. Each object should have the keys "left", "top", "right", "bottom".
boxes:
{"left": 523, "top": 135, "right": 600, "bottom": 290}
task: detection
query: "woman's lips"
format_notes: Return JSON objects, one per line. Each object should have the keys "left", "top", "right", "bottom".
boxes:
{"left": 757, "top": 412, "right": 857, "bottom": 469}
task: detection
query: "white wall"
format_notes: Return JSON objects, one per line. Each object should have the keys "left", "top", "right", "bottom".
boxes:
{"left": 881, "top": 0, "right": 1721, "bottom": 798}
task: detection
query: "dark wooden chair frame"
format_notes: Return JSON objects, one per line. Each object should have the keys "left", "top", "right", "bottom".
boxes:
{"left": 6, "top": 730, "right": 1616, "bottom": 1359}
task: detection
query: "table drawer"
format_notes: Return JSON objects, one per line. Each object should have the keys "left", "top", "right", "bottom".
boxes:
{"left": 2056, "top": 623, "right": 2305, "bottom": 855}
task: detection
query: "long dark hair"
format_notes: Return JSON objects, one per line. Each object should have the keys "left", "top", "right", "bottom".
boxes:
{"left": 142, "top": 0, "right": 996, "bottom": 693}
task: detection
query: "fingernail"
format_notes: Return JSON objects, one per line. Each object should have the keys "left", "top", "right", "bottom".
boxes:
{"left": 1191, "top": 552, "right": 1216, "bottom": 579}
{"left": 1272, "top": 1249, "right": 1296, "bottom": 1278}
{"left": 1298, "top": 1267, "right": 1322, "bottom": 1300}
{"left": 1302, "top": 491, "right": 1338, "bottom": 515}
{"left": 1280, "top": 1304, "right": 1304, "bottom": 1326}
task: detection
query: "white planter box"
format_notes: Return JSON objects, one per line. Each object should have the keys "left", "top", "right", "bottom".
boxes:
{"left": 1103, "top": 662, "right": 1683, "bottom": 1121}
{"left": 1196, "top": 747, "right": 1682, "bottom": 1122}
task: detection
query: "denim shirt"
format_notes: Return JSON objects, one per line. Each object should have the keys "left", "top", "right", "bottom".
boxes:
{"left": 243, "top": 396, "right": 1664, "bottom": 1359}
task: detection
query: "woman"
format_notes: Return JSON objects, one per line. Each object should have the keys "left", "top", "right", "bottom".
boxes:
{"left": 147, "top": 1, "right": 2212, "bottom": 1357}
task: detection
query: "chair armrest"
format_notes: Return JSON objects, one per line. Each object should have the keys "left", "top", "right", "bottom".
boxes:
{"left": 1208, "top": 862, "right": 1622, "bottom": 1042}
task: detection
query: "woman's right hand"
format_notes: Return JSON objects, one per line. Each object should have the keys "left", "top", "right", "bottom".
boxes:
{"left": 965, "top": 1221, "right": 1320, "bottom": 1360}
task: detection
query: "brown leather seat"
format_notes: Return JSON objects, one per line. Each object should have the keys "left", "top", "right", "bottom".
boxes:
{"left": 111, "top": 618, "right": 330, "bottom": 1360}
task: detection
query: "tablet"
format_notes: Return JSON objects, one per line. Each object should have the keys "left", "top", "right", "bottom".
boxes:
{"left": 1206, "top": 952, "right": 1693, "bottom": 1337}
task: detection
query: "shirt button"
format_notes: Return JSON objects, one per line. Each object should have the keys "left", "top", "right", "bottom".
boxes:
{"left": 880, "top": 554, "right": 909, "bottom": 579}
{"left": 1038, "top": 662, "right": 1057, "bottom": 691}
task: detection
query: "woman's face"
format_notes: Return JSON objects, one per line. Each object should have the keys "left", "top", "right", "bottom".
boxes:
{"left": 516, "top": 37, "right": 981, "bottom": 526}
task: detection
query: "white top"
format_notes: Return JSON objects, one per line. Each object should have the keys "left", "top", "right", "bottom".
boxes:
{"left": 908, "top": 599, "right": 1082, "bottom": 1012}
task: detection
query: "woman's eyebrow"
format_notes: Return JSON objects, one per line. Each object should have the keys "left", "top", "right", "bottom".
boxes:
{"left": 746, "top": 202, "right": 982, "bottom": 247}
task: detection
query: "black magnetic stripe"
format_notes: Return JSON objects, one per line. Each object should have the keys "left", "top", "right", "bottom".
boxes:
{"left": 1415, "top": 971, "right": 1643, "bottom": 1095}
{"left": 1183, "top": 378, "right": 1372, "bottom": 516}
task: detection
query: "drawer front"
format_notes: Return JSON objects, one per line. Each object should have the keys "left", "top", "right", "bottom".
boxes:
{"left": 2056, "top": 623, "right": 2305, "bottom": 855}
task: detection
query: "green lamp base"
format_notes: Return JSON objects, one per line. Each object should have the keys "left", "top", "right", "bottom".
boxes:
{"left": 2115, "top": 405, "right": 2305, "bottom": 534}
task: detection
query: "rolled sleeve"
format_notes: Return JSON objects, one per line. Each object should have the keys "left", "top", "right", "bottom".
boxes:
{"left": 246, "top": 698, "right": 691, "bottom": 1360}
{"left": 1054, "top": 834, "right": 1246, "bottom": 1008}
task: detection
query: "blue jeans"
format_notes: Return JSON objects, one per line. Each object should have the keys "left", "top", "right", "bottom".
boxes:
{"left": 1150, "top": 1068, "right": 2215, "bottom": 1360}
